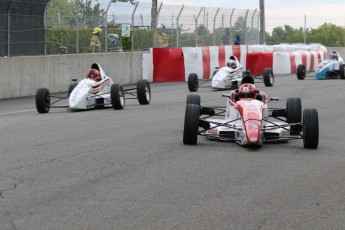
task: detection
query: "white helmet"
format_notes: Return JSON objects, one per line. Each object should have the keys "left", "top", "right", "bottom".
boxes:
{"left": 227, "top": 59, "right": 237, "bottom": 68}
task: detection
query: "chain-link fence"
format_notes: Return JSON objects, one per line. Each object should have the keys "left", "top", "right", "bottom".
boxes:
{"left": 1, "top": 1, "right": 260, "bottom": 56}
{"left": 1, "top": 0, "right": 49, "bottom": 57}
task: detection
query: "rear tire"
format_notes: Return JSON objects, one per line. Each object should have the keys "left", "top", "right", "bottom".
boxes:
{"left": 212, "top": 69, "right": 219, "bottom": 78}
{"left": 183, "top": 104, "right": 200, "bottom": 145}
{"left": 68, "top": 83, "right": 77, "bottom": 96}
{"left": 35, "top": 88, "right": 50, "bottom": 114}
{"left": 339, "top": 64, "right": 345, "bottom": 80}
{"left": 286, "top": 97, "right": 302, "bottom": 135}
{"left": 188, "top": 73, "right": 199, "bottom": 92}
{"left": 186, "top": 94, "right": 200, "bottom": 106}
{"left": 303, "top": 108, "right": 319, "bottom": 149}
{"left": 137, "top": 79, "right": 151, "bottom": 105}
{"left": 111, "top": 84, "right": 125, "bottom": 110}
{"left": 297, "top": 64, "right": 306, "bottom": 80}
{"left": 263, "top": 68, "right": 274, "bottom": 86}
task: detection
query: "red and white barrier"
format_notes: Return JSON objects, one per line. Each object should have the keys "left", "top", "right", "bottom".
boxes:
{"left": 182, "top": 45, "right": 247, "bottom": 81}
{"left": 142, "top": 44, "right": 327, "bottom": 82}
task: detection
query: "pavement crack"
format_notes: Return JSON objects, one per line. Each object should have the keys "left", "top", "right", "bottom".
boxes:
{"left": 0, "top": 175, "right": 24, "bottom": 198}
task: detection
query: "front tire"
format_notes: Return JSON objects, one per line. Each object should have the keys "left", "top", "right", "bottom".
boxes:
{"left": 35, "top": 88, "right": 50, "bottom": 114}
{"left": 183, "top": 104, "right": 200, "bottom": 145}
{"left": 111, "top": 84, "right": 125, "bottom": 110}
{"left": 339, "top": 64, "right": 345, "bottom": 80}
{"left": 297, "top": 64, "right": 306, "bottom": 80}
{"left": 263, "top": 68, "right": 274, "bottom": 86}
{"left": 137, "top": 79, "right": 151, "bottom": 105}
{"left": 188, "top": 73, "right": 199, "bottom": 92}
{"left": 286, "top": 97, "right": 302, "bottom": 135}
{"left": 303, "top": 108, "right": 319, "bottom": 149}
{"left": 186, "top": 94, "right": 200, "bottom": 106}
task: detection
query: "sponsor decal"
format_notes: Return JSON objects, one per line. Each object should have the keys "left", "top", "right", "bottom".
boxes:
{"left": 90, "top": 79, "right": 110, "bottom": 94}
{"left": 248, "top": 129, "right": 258, "bottom": 134}
{"left": 282, "top": 130, "right": 290, "bottom": 136}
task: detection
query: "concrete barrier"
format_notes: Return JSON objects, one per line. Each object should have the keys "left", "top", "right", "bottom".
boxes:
{"left": 0, "top": 51, "right": 147, "bottom": 99}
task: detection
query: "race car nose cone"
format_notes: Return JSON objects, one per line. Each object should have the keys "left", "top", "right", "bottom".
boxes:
{"left": 212, "top": 80, "right": 220, "bottom": 88}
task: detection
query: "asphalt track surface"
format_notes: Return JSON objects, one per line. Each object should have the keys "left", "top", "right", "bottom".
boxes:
{"left": 0, "top": 75, "right": 345, "bottom": 230}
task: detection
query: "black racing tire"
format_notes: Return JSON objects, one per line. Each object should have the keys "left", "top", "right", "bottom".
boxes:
{"left": 263, "top": 68, "right": 274, "bottom": 87}
{"left": 137, "top": 79, "right": 151, "bottom": 105}
{"left": 212, "top": 69, "right": 219, "bottom": 78}
{"left": 286, "top": 97, "right": 302, "bottom": 135}
{"left": 339, "top": 64, "right": 345, "bottom": 80}
{"left": 297, "top": 64, "right": 306, "bottom": 80}
{"left": 188, "top": 73, "right": 199, "bottom": 92}
{"left": 183, "top": 104, "right": 200, "bottom": 145}
{"left": 186, "top": 94, "right": 200, "bottom": 106}
{"left": 68, "top": 83, "right": 78, "bottom": 96}
{"left": 303, "top": 108, "right": 319, "bottom": 149}
{"left": 35, "top": 88, "right": 50, "bottom": 114}
{"left": 111, "top": 84, "right": 125, "bottom": 110}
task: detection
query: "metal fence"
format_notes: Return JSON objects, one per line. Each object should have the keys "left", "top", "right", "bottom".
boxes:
{"left": 1, "top": 1, "right": 260, "bottom": 56}
{"left": 0, "top": 0, "right": 50, "bottom": 57}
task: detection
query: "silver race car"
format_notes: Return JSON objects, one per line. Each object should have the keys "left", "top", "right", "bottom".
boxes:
{"left": 187, "top": 55, "right": 274, "bottom": 92}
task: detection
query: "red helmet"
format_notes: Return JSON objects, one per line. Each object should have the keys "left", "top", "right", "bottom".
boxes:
{"left": 238, "top": 83, "right": 257, "bottom": 99}
{"left": 86, "top": 69, "right": 100, "bottom": 81}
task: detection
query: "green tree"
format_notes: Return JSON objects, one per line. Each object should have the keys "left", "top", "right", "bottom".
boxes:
{"left": 47, "top": 0, "right": 76, "bottom": 28}
{"left": 76, "top": 0, "right": 105, "bottom": 28}
{"left": 308, "top": 23, "right": 345, "bottom": 47}
{"left": 196, "top": 25, "right": 210, "bottom": 36}
{"left": 269, "top": 25, "right": 297, "bottom": 44}
{"left": 266, "top": 23, "right": 345, "bottom": 46}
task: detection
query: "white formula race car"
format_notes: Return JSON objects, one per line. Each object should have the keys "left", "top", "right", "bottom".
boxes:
{"left": 187, "top": 55, "right": 274, "bottom": 92}
{"left": 35, "top": 63, "right": 151, "bottom": 113}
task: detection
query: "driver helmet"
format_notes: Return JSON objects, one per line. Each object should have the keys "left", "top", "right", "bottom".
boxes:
{"left": 86, "top": 69, "right": 100, "bottom": 81}
{"left": 227, "top": 59, "right": 237, "bottom": 69}
{"left": 238, "top": 83, "right": 257, "bottom": 99}
{"left": 329, "top": 52, "right": 338, "bottom": 60}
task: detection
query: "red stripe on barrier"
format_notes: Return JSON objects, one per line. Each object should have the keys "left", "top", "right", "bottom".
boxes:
{"left": 310, "top": 53, "right": 315, "bottom": 71}
{"left": 153, "top": 48, "right": 185, "bottom": 82}
{"left": 246, "top": 52, "right": 273, "bottom": 75}
{"left": 289, "top": 52, "right": 297, "bottom": 74}
{"left": 202, "top": 47, "right": 211, "bottom": 79}
{"left": 232, "top": 45, "right": 241, "bottom": 61}
{"left": 218, "top": 46, "right": 226, "bottom": 68}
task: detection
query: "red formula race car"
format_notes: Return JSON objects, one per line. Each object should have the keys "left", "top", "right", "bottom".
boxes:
{"left": 183, "top": 81, "right": 319, "bottom": 149}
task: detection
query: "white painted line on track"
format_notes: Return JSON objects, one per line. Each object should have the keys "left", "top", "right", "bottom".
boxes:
{"left": 0, "top": 109, "right": 36, "bottom": 115}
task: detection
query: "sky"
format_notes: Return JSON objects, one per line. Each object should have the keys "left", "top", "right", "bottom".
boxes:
{"left": 123, "top": 0, "right": 345, "bottom": 33}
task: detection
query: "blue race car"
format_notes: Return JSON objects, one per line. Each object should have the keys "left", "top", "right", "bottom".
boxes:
{"left": 297, "top": 51, "right": 345, "bottom": 80}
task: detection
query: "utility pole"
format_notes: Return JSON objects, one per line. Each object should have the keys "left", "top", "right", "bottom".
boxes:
{"left": 303, "top": 14, "right": 307, "bottom": 44}
{"left": 259, "top": 0, "right": 265, "bottom": 44}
